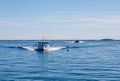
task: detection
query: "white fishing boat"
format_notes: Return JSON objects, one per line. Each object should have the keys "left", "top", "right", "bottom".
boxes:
{"left": 36, "top": 27, "right": 51, "bottom": 51}
{"left": 36, "top": 27, "right": 65, "bottom": 52}
{"left": 36, "top": 41, "right": 50, "bottom": 51}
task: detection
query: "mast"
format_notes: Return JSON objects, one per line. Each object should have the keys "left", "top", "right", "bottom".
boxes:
{"left": 49, "top": 26, "right": 51, "bottom": 44}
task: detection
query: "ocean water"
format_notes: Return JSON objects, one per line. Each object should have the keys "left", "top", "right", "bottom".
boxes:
{"left": 0, "top": 40, "right": 120, "bottom": 81}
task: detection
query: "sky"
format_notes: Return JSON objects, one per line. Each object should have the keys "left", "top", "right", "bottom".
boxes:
{"left": 0, "top": 0, "right": 120, "bottom": 40}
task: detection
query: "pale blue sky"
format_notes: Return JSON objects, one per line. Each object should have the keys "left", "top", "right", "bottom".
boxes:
{"left": 0, "top": 0, "right": 120, "bottom": 40}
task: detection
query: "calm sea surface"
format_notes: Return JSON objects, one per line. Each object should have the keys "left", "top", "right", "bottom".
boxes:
{"left": 0, "top": 40, "right": 120, "bottom": 81}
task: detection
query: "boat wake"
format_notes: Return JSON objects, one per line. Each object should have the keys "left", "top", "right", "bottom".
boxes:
{"left": 21, "top": 46, "right": 37, "bottom": 51}
{"left": 65, "top": 41, "right": 84, "bottom": 44}
{"left": 4, "top": 46, "right": 36, "bottom": 51}
{"left": 48, "top": 46, "right": 66, "bottom": 51}
{"left": 76, "top": 41, "right": 84, "bottom": 43}
{"left": 3, "top": 45, "right": 66, "bottom": 51}
{"left": 22, "top": 46, "right": 66, "bottom": 51}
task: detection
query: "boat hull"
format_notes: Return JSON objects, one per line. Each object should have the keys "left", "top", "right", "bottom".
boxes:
{"left": 36, "top": 48, "right": 49, "bottom": 52}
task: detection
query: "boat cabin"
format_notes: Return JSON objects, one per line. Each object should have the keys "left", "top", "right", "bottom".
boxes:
{"left": 37, "top": 41, "right": 50, "bottom": 51}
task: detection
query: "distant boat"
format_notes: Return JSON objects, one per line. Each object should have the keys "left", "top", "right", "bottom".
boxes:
{"left": 74, "top": 40, "right": 80, "bottom": 43}
{"left": 36, "top": 41, "right": 50, "bottom": 51}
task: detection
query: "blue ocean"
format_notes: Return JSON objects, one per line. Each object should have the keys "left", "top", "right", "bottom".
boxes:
{"left": 0, "top": 40, "right": 120, "bottom": 81}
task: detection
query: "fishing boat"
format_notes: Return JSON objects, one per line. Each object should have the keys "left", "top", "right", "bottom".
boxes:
{"left": 36, "top": 41, "right": 50, "bottom": 51}
{"left": 74, "top": 40, "right": 80, "bottom": 43}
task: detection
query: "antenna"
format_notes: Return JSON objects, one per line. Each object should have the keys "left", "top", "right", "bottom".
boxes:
{"left": 49, "top": 26, "right": 51, "bottom": 44}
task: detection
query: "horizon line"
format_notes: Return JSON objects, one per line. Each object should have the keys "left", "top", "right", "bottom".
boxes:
{"left": 0, "top": 38, "right": 119, "bottom": 41}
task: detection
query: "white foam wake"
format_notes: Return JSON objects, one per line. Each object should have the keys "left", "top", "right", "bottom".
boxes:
{"left": 22, "top": 46, "right": 37, "bottom": 51}
{"left": 22, "top": 46, "right": 66, "bottom": 51}
{"left": 78, "top": 41, "right": 84, "bottom": 43}
{"left": 48, "top": 46, "right": 66, "bottom": 51}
